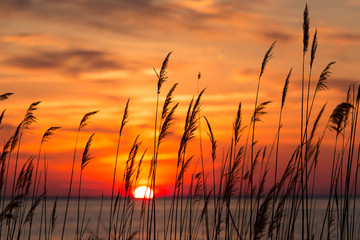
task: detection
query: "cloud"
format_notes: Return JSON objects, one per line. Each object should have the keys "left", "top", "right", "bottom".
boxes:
{"left": 0, "top": 34, "right": 66, "bottom": 47}
{"left": 3, "top": 49, "right": 128, "bottom": 76}
{"left": 289, "top": 75, "right": 355, "bottom": 96}
{"left": 0, "top": 0, "right": 295, "bottom": 43}
{"left": 320, "top": 27, "right": 360, "bottom": 45}
{"left": 327, "top": 77, "right": 358, "bottom": 93}
{"left": 347, "top": 0, "right": 360, "bottom": 7}
{"left": 327, "top": 31, "right": 360, "bottom": 44}
{"left": 259, "top": 30, "right": 294, "bottom": 42}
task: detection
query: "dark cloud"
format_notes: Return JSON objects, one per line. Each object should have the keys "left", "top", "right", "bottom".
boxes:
{"left": 214, "top": 0, "right": 270, "bottom": 10}
{"left": 290, "top": 77, "right": 355, "bottom": 95}
{"left": 328, "top": 77, "right": 358, "bottom": 92}
{"left": 0, "top": 0, "right": 272, "bottom": 40}
{"left": 4, "top": 49, "right": 128, "bottom": 76}
{"left": 0, "top": 0, "right": 164, "bottom": 37}
{"left": 238, "top": 68, "right": 259, "bottom": 76}
{"left": 260, "top": 30, "right": 294, "bottom": 42}
{"left": 326, "top": 31, "right": 360, "bottom": 43}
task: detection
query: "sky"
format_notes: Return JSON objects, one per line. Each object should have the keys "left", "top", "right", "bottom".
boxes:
{"left": 0, "top": 0, "right": 360, "bottom": 196}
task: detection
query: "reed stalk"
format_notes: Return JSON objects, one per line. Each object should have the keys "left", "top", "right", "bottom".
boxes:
{"left": 61, "top": 110, "right": 98, "bottom": 240}
{"left": 108, "top": 99, "right": 129, "bottom": 240}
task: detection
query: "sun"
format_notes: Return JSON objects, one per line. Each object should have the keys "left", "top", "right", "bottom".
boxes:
{"left": 133, "top": 186, "right": 154, "bottom": 199}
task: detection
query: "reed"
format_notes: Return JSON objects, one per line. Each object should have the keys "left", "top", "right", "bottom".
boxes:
{"left": 28, "top": 127, "right": 60, "bottom": 240}
{"left": 148, "top": 51, "right": 172, "bottom": 240}
{"left": 1, "top": 4, "right": 360, "bottom": 240}
{"left": 250, "top": 41, "right": 275, "bottom": 239}
{"left": 61, "top": 110, "right": 98, "bottom": 240}
{"left": 108, "top": 99, "right": 129, "bottom": 240}
{"left": 76, "top": 133, "right": 94, "bottom": 240}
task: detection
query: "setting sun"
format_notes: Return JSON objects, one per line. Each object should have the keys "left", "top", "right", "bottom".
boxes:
{"left": 133, "top": 186, "right": 154, "bottom": 199}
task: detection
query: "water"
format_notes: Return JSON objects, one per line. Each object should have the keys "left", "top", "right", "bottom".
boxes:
{"left": 4, "top": 197, "right": 360, "bottom": 239}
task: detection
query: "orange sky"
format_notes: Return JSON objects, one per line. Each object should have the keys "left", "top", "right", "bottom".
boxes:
{"left": 0, "top": 0, "right": 360, "bottom": 196}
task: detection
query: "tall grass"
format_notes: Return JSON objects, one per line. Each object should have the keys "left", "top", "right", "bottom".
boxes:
{"left": 0, "top": 4, "right": 360, "bottom": 240}
{"left": 108, "top": 98, "right": 129, "bottom": 240}
{"left": 61, "top": 110, "right": 98, "bottom": 240}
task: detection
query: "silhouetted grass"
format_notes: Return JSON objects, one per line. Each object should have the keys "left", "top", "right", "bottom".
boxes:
{"left": 0, "top": 4, "right": 360, "bottom": 240}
